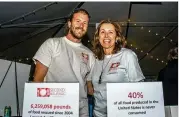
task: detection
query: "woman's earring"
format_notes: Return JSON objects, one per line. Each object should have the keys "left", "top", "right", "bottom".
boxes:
{"left": 116, "top": 37, "right": 119, "bottom": 44}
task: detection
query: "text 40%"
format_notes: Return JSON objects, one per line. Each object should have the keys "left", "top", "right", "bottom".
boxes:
{"left": 128, "top": 92, "right": 143, "bottom": 98}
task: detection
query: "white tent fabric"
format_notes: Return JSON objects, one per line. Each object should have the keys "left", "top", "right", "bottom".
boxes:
{"left": 0, "top": 59, "right": 30, "bottom": 116}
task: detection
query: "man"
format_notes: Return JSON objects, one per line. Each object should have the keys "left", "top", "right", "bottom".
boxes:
{"left": 33, "top": 9, "right": 95, "bottom": 117}
{"left": 158, "top": 46, "right": 178, "bottom": 106}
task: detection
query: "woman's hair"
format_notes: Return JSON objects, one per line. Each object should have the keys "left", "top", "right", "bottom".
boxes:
{"left": 167, "top": 46, "right": 178, "bottom": 61}
{"left": 92, "top": 19, "right": 126, "bottom": 60}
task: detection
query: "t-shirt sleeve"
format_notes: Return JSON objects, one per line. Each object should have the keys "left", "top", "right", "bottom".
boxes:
{"left": 86, "top": 54, "right": 96, "bottom": 81}
{"left": 33, "top": 38, "right": 54, "bottom": 67}
{"left": 125, "top": 50, "right": 145, "bottom": 82}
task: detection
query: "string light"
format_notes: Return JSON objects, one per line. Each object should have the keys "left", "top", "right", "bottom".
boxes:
{"left": 134, "top": 21, "right": 169, "bottom": 65}
{"left": 120, "top": 22, "right": 126, "bottom": 26}
{"left": 13, "top": 57, "right": 32, "bottom": 63}
{"left": 119, "top": 20, "right": 168, "bottom": 65}
{"left": 136, "top": 21, "right": 173, "bottom": 46}
{"left": 128, "top": 43, "right": 167, "bottom": 64}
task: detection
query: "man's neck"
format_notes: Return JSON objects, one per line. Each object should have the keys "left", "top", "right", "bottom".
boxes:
{"left": 66, "top": 33, "right": 81, "bottom": 43}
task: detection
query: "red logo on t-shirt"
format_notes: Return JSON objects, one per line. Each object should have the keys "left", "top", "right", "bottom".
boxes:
{"left": 82, "top": 53, "right": 89, "bottom": 64}
{"left": 109, "top": 62, "right": 120, "bottom": 71}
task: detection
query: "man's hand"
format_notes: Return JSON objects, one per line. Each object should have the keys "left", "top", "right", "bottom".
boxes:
{"left": 87, "top": 81, "right": 94, "bottom": 95}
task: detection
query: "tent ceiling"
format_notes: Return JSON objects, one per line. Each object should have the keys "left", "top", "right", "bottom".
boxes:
{"left": 0, "top": 2, "right": 177, "bottom": 76}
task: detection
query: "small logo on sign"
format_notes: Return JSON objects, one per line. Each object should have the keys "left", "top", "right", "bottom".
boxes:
{"left": 37, "top": 88, "right": 66, "bottom": 97}
{"left": 37, "top": 88, "right": 50, "bottom": 97}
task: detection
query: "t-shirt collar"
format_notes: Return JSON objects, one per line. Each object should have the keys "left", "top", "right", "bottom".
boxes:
{"left": 64, "top": 36, "right": 82, "bottom": 47}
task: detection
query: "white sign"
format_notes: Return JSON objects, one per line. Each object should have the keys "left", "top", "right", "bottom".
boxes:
{"left": 22, "top": 83, "right": 79, "bottom": 117}
{"left": 107, "top": 82, "right": 165, "bottom": 117}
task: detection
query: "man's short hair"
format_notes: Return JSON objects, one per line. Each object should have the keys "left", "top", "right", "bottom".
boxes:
{"left": 68, "top": 8, "right": 91, "bottom": 21}
{"left": 64, "top": 8, "right": 90, "bottom": 34}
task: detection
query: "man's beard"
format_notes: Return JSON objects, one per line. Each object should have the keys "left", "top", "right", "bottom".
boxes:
{"left": 69, "top": 26, "right": 87, "bottom": 39}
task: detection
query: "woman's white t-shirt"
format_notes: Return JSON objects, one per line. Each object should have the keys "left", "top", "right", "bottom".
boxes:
{"left": 92, "top": 48, "right": 145, "bottom": 117}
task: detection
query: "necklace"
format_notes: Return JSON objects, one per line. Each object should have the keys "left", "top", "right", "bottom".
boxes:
{"left": 98, "top": 55, "right": 113, "bottom": 84}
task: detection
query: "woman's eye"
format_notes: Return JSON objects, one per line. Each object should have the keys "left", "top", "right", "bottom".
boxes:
{"left": 109, "top": 31, "right": 113, "bottom": 34}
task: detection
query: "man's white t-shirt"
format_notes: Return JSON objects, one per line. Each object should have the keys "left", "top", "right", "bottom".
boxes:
{"left": 33, "top": 36, "right": 95, "bottom": 100}
{"left": 92, "top": 48, "right": 145, "bottom": 117}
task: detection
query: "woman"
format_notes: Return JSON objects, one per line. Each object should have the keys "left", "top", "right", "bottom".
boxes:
{"left": 91, "top": 19, "right": 145, "bottom": 117}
